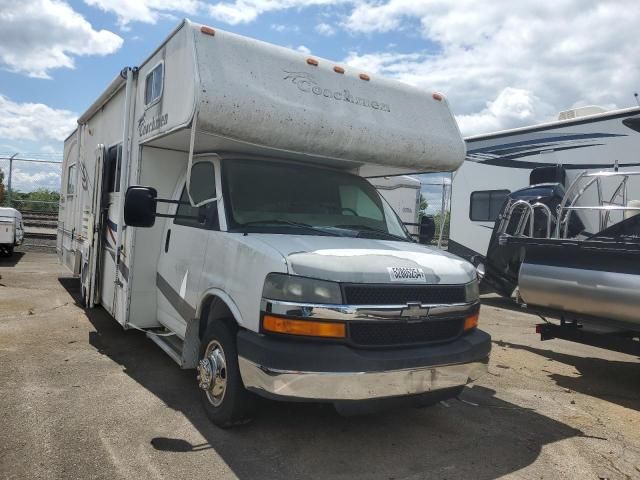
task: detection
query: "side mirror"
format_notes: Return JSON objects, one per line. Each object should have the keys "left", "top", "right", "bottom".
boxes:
{"left": 124, "top": 186, "right": 158, "bottom": 228}
{"left": 418, "top": 215, "right": 436, "bottom": 244}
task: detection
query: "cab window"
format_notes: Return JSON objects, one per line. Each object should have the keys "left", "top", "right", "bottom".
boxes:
{"left": 174, "top": 162, "right": 218, "bottom": 229}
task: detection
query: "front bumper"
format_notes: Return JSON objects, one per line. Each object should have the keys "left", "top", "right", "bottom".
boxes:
{"left": 237, "top": 329, "right": 491, "bottom": 401}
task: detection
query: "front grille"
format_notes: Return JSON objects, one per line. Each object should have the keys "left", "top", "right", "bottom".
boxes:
{"left": 349, "top": 318, "right": 464, "bottom": 347}
{"left": 343, "top": 284, "right": 466, "bottom": 305}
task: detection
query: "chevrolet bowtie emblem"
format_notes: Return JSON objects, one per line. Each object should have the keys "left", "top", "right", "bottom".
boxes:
{"left": 401, "top": 303, "right": 429, "bottom": 319}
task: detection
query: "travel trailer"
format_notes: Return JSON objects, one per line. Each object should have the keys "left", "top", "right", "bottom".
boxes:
{"left": 58, "top": 20, "right": 490, "bottom": 427}
{"left": 449, "top": 106, "right": 640, "bottom": 355}
{"left": 0, "top": 207, "right": 24, "bottom": 256}
{"left": 449, "top": 106, "right": 640, "bottom": 271}
{"left": 371, "top": 175, "right": 421, "bottom": 237}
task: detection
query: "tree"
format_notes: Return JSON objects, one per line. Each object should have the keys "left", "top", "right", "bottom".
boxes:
{"left": 418, "top": 194, "right": 428, "bottom": 220}
{"left": 12, "top": 188, "right": 60, "bottom": 212}
{"left": 0, "top": 167, "right": 4, "bottom": 205}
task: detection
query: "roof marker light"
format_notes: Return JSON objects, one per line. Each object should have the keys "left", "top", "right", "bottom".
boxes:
{"left": 359, "top": 73, "right": 370, "bottom": 81}
{"left": 432, "top": 92, "right": 444, "bottom": 101}
{"left": 307, "top": 58, "right": 319, "bottom": 66}
{"left": 333, "top": 66, "right": 345, "bottom": 74}
{"left": 200, "top": 26, "right": 216, "bottom": 36}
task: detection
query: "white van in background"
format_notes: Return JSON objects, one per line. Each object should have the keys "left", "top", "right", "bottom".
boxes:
{"left": 0, "top": 207, "right": 24, "bottom": 256}
{"left": 58, "top": 20, "right": 490, "bottom": 427}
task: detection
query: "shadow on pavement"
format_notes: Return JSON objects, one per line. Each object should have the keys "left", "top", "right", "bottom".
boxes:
{"left": 480, "top": 295, "right": 529, "bottom": 315}
{"left": 495, "top": 340, "right": 640, "bottom": 412}
{"left": 0, "top": 251, "right": 25, "bottom": 268}
{"left": 59, "top": 276, "right": 585, "bottom": 480}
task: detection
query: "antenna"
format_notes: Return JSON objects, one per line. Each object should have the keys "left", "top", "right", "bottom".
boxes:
{"left": 635, "top": 92, "right": 640, "bottom": 107}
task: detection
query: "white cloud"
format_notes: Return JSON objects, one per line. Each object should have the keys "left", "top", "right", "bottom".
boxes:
{"left": 11, "top": 166, "right": 61, "bottom": 192}
{"left": 296, "top": 45, "right": 312, "bottom": 54}
{"left": 84, "top": 0, "right": 201, "bottom": 28}
{"left": 315, "top": 22, "right": 336, "bottom": 36}
{"left": 271, "top": 23, "right": 300, "bottom": 32}
{"left": 0, "top": 0, "right": 123, "bottom": 78}
{"left": 207, "top": 0, "right": 347, "bottom": 25}
{"left": 0, "top": 95, "right": 77, "bottom": 143}
{"left": 342, "top": 0, "right": 640, "bottom": 135}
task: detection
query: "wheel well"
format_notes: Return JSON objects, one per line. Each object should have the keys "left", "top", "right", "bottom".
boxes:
{"left": 199, "top": 295, "right": 238, "bottom": 339}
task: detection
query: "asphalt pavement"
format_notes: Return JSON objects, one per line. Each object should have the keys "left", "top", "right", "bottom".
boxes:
{"left": 1, "top": 251, "right": 639, "bottom": 479}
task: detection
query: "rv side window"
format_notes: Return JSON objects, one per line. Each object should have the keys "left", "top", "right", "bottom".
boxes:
{"left": 174, "top": 163, "right": 218, "bottom": 229}
{"left": 66, "top": 164, "right": 76, "bottom": 195}
{"left": 107, "top": 145, "right": 122, "bottom": 193}
{"left": 470, "top": 190, "right": 510, "bottom": 221}
{"left": 144, "top": 63, "right": 164, "bottom": 106}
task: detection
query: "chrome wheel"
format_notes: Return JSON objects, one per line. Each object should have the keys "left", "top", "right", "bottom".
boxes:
{"left": 197, "top": 340, "right": 227, "bottom": 407}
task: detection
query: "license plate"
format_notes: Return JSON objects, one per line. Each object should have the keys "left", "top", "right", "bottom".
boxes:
{"left": 387, "top": 267, "right": 426, "bottom": 282}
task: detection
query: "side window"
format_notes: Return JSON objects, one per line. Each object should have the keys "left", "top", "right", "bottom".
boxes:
{"left": 174, "top": 162, "right": 218, "bottom": 229}
{"left": 66, "top": 164, "right": 76, "bottom": 195}
{"left": 144, "top": 63, "right": 164, "bottom": 106}
{"left": 107, "top": 145, "right": 122, "bottom": 193}
{"left": 338, "top": 185, "right": 384, "bottom": 221}
{"left": 470, "top": 190, "right": 510, "bottom": 221}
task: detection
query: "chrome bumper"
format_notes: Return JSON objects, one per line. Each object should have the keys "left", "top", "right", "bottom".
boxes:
{"left": 239, "top": 356, "right": 488, "bottom": 401}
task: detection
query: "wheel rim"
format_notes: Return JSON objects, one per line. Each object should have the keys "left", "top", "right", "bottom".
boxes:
{"left": 197, "top": 340, "right": 228, "bottom": 407}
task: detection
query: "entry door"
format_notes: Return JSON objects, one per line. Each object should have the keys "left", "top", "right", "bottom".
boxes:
{"left": 82, "top": 145, "right": 105, "bottom": 307}
{"left": 156, "top": 160, "right": 219, "bottom": 338}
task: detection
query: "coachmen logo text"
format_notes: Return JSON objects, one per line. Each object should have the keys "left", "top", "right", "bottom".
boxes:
{"left": 138, "top": 112, "right": 169, "bottom": 137}
{"left": 283, "top": 71, "right": 391, "bottom": 112}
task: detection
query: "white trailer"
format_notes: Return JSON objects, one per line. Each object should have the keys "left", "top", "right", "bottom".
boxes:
{"left": 0, "top": 207, "right": 24, "bottom": 256}
{"left": 58, "top": 20, "right": 489, "bottom": 427}
{"left": 371, "top": 175, "right": 422, "bottom": 237}
{"left": 449, "top": 106, "right": 640, "bottom": 266}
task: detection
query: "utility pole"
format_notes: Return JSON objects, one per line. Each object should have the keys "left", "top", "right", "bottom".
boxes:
{"left": 6, "top": 153, "right": 17, "bottom": 207}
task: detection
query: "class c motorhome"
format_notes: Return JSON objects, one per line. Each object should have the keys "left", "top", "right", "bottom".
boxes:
{"left": 58, "top": 20, "right": 490, "bottom": 427}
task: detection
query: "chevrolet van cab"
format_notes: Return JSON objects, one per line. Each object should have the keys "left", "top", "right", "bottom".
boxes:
{"left": 58, "top": 20, "right": 490, "bottom": 427}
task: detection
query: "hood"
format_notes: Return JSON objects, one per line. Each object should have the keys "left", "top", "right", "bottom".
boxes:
{"left": 250, "top": 234, "right": 476, "bottom": 285}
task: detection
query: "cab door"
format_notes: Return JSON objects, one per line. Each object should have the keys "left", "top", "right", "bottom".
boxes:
{"left": 156, "top": 159, "right": 220, "bottom": 337}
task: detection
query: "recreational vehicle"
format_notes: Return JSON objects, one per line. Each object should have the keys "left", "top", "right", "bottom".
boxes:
{"left": 371, "top": 175, "right": 422, "bottom": 237}
{"left": 448, "top": 106, "right": 640, "bottom": 355}
{"left": 58, "top": 20, "right": 490, "bottom": 427}
{"left": 0, "top": 207, "right": 24, "bottom": 256}
{"left": 449, "top": 105, "right": 640, "bottom": 269}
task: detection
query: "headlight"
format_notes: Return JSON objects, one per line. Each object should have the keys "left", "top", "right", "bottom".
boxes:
{"left": 262, "top": 273, "right": 343, "bottom": 304}
{"left": 464, "top": 279, "right": 480, "bottom": 302}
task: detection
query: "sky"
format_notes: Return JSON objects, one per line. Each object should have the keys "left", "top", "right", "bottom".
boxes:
{"left": 0, "top": 0, "right": 638, "bottom": 203}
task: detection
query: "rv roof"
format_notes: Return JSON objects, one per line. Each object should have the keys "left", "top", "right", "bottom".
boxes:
{"left": 466, "top": 106, "right": 640, "bottom": 142}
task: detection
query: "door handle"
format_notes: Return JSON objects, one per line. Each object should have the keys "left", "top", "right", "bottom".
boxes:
{"left": 165, "top": 229, "right": 171, "bottom": 252}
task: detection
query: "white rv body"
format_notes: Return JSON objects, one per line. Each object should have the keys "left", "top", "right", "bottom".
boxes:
{"left": 449, "top": 106, "right": 640, "bottom": 263}
{"left": 58, "top": 20, "right": 489, "bottom": 425}
{"left": 371, "top": 175, "right": 421, "bottom": 236}
{"left": 0, "top": 207, "right": 24, "bottom": 256}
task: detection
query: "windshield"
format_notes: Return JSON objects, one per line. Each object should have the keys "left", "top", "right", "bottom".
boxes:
{"left": 222, "top": 159, "right": 411, "bottom": 241}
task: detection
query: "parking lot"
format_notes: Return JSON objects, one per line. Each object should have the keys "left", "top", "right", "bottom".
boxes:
{"left": 1, "top": 251, "right": 639, "bottom": 479}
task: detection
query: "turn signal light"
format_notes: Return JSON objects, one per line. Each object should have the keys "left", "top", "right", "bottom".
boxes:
{"left": 263, "top": 315, "right": 346, "bottom": 338}
{"left": 464, "top": 312, "right": 479, "bottom": 331}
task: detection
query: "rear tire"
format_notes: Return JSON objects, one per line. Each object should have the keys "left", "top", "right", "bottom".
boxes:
{"left": 197, "top": 319, "right": 255, "bottom": 428}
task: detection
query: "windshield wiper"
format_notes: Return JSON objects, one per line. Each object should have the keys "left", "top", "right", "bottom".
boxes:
{"left": 237, "top": 220, "right": 342, "bottom": 236}
{"left": 333, "top": 224, "right": 411, "bottom": 242}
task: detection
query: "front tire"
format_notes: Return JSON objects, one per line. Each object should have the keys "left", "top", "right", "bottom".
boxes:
{"left": 197, "top": 319, "right": 255, "bottom": 428}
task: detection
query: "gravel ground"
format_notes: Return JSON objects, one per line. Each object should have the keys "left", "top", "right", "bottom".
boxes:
{"left": 1, "top": 251, "right": 639, "bottom": 480}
